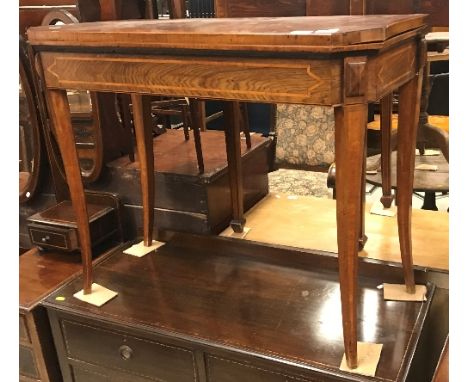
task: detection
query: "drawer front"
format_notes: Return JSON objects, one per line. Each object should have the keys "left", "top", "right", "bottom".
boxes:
{"left": 71, "top": 363, "right": 157, "bottom": 382}
{"left": 61, "top": 319, "right": 197, "bottom": 382}
{"left": 206, "top": 355, "right": 333, "bottom": 382}
{"left": 28, "top": 224, "right": 76, "bottom": 251}
{"left": 19, "top": 345, "right": 39, "bottom": 379}
{"left": 73, "top": 366, "right": 112, "bottom": 382}
{"left": 19, "top": 314, "right": 30, "bottom": 344}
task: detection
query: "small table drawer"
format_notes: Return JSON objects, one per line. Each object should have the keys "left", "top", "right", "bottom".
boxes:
{"left": 61, "top": 319, "right": 197, "bottom": 382}
{"left": 28, "top": 223, "right": 78, "bottom": 251}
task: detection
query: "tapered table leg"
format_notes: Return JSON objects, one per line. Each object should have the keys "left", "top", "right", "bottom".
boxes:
{"left": 396, "top": 72, "right": 423, "bottom": 294}
{"left": 334, "top": 103, "right": 367, "bottom": 369}
{"left": 131, "top": 94, "right": 155, "bottom": 247}
{"left": 223, "top": 101, "right": 245, "bottom": 233}
{"left": 358, "top": 129, "right": 368, "bottom": 251}
{"left": 380, "top": 93, "right": 394, "bottom": 208}
{"left": 46, "top": 89, "right": 93, "bottom": 294}
{"left": 189, "top": 100, "right": 205, "bottom": 173}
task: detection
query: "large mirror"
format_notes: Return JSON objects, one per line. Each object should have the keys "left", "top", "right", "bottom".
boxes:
{"left": 19, "top": 39, "right": 42, "bottom": 203}
{"left": 42, "top": 11, "right": 104, "bottom": 183}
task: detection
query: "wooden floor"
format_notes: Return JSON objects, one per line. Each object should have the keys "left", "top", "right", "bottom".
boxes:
{"left": 367, "top": 113, "right": 449, "bottom": 133}
{"left": 220, "top": 193, "right": 449, "bottom": 271}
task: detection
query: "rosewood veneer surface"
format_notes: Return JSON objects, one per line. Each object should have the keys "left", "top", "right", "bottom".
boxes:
{"left": 28, "top": 14, "right": 426, "bottom": 52}
{"left": 44, "top": 238, "right": 433, "bottom": 381}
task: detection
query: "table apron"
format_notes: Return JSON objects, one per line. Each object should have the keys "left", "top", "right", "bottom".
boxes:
{"left": 40, "top": 38, "right": 418, "bottom": 106}
{"left": 366, "top": 39, "right": 418, "bottom": 101}
{"left": 41, "top": 52, "right": 344, "bottom": 105}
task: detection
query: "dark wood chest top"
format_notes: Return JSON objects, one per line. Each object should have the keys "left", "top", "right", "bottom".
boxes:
{"left": 110, "top": 129, "right": 268, "bottom": 179}
{"left": 27, "top": 14, "right": 426, "bottom": 52}
{"left": 44, "top": 238, "right": 432, "bottom": 381}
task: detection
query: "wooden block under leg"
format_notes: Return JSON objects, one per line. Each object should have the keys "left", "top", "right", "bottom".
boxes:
{"left": 370, "top": 201, "right": 396, "bottom": 217}
{"left": 339, "top": 342, "right": 383, "bottom": 377}
{"left": 123, "top": 240, "right": 165, "bottom": 257}
{"left": 383, "top": 283, "right": 427, "bottom": 301}
{"left": 225, "top": 227, "right": 251, "bottom": 239}
{"left": 73, "top": 283, "right": 118, "bottom": 307}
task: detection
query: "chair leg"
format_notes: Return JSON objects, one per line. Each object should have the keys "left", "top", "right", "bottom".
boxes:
{"left": 182, "top": 104, "right": 190, "bottom": 141}
{"left": 380, "top": 93, "right": 394, "bottom": 208}
{"left": 189, "top": 100, "right": 205, "bottom": 173}
{"left": 240, "top": 102, "right": 251, "bottom": 149}
{"left": 421, "top": 191, "right": 438, "bottom": 211}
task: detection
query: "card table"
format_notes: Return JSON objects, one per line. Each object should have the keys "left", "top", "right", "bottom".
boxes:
{"left": 27, "top": 14, "right": 427, "bottom": 368}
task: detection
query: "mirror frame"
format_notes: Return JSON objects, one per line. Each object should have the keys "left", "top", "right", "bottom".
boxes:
{"left": 41, "top": 9, "right": 105, "bottom": 183}
{"left": 19, "top": 37, "right": 43, "bottom": 203}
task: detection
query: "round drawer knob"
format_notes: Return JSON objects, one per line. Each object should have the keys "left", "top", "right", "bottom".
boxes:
{"left": 41, "top": 236, "right": 50, "bottom": 243}
{"left": 119, "top": 345, "right": 133, "bottom": 360}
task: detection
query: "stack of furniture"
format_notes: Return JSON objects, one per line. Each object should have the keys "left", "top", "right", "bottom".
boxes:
{"left": 28, "top": 13, "right": 432, "bottom": 376}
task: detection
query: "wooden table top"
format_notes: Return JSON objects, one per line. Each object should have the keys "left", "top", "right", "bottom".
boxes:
{"left": 27, "top": 14, "right": 426, "bottom": 52}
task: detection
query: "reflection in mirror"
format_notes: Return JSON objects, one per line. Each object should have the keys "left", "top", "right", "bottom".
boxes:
{"left": 67, "top": 89, "right": 102, "bottom": 181}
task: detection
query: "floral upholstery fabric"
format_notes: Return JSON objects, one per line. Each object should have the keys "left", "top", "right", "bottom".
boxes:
{"left": 268, "top": 169, "right": 330, "bottom": 198}
{"left": 275, "top": 104, "right": 335, "bottom": 167}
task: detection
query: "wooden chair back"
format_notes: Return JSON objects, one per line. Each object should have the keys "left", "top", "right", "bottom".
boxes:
{"left": 214, "top": 0, "right": 366, "bottom": 17}
{"left": 215, "top": 0, "right": 308, "bottom": 17}
{"left": 214, "top": 0, "right": 448, "bottom": 26}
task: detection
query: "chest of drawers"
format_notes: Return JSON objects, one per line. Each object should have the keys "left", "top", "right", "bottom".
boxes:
{"left": 44, "top": 237, "right": 440, "bottom": 382}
